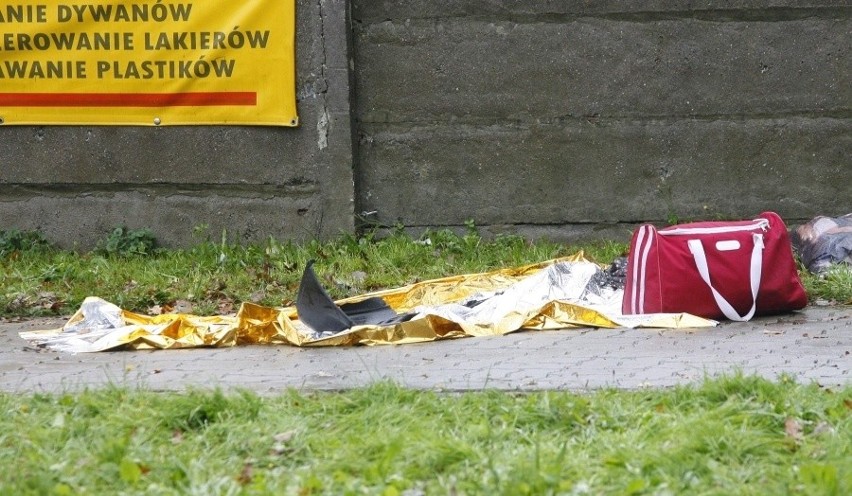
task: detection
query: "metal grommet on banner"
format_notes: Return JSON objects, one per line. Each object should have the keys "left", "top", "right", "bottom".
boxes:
{"left": 153, "top": 117, "right": 162, "bottom": 126}
{"left": 0, "top": 117, "right": 5, "bottom": 125}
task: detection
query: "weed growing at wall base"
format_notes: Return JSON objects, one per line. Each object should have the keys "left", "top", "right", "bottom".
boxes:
{"left": 0, "top": 229, "right": 50, "bottom": 257}
{"left": 95, "top": 227, "right": 158, "bottom": 257}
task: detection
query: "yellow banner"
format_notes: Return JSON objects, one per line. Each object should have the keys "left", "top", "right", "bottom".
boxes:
{"left": 0, "top": 1, "right": 297, "bottom": 126}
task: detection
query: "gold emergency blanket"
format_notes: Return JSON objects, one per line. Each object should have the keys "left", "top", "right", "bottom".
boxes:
{"left": 19, "top": 257, "right": 716, "bottom": 352}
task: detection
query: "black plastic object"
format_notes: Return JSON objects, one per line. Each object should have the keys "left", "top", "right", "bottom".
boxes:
{"left": 339, "top": 298, "right": 407, "bottom": 326}
{"left": 295, "top": 261, "right": 353, "bottom": 333}
{"left": 295, "top": 261, "right": 413, "bottom": 334}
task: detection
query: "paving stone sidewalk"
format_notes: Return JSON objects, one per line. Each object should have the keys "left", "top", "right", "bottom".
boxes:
{"left": 1, "top": 306, "right": 849, "bottom": 394}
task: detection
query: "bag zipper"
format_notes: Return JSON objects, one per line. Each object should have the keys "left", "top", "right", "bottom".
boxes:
{"left": 659, "top": 218, "right": 769, "bottom": 236}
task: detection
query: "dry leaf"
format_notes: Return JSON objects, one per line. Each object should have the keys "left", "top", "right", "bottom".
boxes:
{"left": 273, "top": 431, "right": 296, "bottom": 443}
{"left": 6, "top": 294, "right": 29, "bottom": 312}
{"left": 36, "top": 292, "right": 61, "bottom": 311}
{"left": 172, "top": 300, "right": 194, "bottom": 314}
{"left": 812, "top": 421, "right": 834, "bottom": 436}
{"left": 784, "top": 417, "right": 804, "bottom": 442}
{"left": 236, "top": 463, "right": 253, "bottom": 485}
{"left": 270, "top": 430, "right": 296, "bottom": 456}
{"left": 217, "top": 298, "right": 235, "bottom": 315}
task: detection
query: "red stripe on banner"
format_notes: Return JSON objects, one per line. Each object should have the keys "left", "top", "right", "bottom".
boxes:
{"left": 0, "top": 92, "right": 257, "bottom": 107}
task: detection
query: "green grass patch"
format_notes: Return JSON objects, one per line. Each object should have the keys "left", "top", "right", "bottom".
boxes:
{"left": 801, "top": 265, "right": 852, "bottom": 305}
{"left": 0, "top": 375, "right": 849, "bottom": 495}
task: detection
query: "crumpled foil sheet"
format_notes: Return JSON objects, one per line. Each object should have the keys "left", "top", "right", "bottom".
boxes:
{"left": 19, "top": 256, "right": 716, "bottom": 352}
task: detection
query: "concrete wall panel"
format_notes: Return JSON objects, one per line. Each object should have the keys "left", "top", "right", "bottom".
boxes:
{"left": 356, "top": 118, "right": 849, "bottom": 229}
{"left": 353, "top": 1, "right": 847, "bottom": 21}
{"left": 353, "top": 1, "right": 851, "bottom": 235}
{"left": 0, "top": 186, "right": 327, "bottom": 247}
{"left": 355, "top": 17, "right": 849, "bottom": 121}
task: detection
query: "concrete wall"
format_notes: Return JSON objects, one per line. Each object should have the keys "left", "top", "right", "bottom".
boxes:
{"left": 0, "top": 0, "right": 355, "bottom": 248}
{"left": 1, "top": 1, "right": 849, "bottom": 248}
{"left": 352, "top": 0, "right": 851, "bottom": 241}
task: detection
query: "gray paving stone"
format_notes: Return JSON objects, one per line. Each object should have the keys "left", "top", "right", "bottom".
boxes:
{"left": 1, "top": 306, "right": 849, "bottom": 394}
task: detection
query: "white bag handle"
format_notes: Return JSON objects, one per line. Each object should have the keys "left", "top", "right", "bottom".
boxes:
{"left": 687, "top": 234, "right": 764, "bottom": 321}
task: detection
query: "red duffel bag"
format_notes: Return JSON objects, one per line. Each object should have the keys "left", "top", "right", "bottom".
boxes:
{"left": 622, "top": 211, "right": 808, "bottom": 321}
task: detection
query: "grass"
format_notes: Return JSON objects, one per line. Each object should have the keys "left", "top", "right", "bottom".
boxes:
{"left": 1, "top": 226, "right": 849, "bottom": 318}
{"left": 801, "top": 264, "right": 852, "bottom": 305}
{"left": 0, "top": 374, "right": 849, "bottom": 495}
